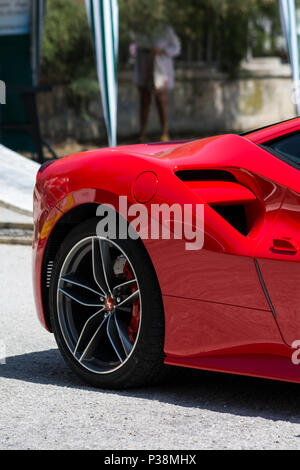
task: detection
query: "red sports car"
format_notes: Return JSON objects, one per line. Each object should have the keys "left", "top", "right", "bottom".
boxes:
{"left": 33, "top": 117, "right": 300, "bottom": 388}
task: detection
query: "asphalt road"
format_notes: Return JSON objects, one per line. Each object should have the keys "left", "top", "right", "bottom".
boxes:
{"left": 1, "top": 245, "right": 300, "bottom": 450}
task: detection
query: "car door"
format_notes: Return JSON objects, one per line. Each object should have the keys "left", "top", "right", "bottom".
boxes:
{"left": 255, "top": 132, "right": 300, "bottom": 346}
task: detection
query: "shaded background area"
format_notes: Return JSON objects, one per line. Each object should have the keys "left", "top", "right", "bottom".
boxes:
{"left": 35, "top": 0, "right": 295, "bottom": 157}
{"left": 0, "top": 34, "right": 33, "bottom": 151}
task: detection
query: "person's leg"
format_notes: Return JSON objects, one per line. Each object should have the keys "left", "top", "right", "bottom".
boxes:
{"left": 155, "top": 89, "right": 169, "bottom": 141}
{"left": 139, "top": 86, "right": 152, "bottom": 142}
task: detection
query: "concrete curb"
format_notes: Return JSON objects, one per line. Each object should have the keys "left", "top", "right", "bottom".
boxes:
{"left": 0, "top": 222, "right": 33, "bottom": 230}
{"left": 0, "top": 200, "right": 34, "bottom": 239}
{"left": 0, "top": 237, "right": 32, "bottom": 246}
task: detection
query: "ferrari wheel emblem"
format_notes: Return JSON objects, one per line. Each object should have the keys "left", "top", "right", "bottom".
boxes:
{"left": 105, "top": 297, "right": 114, "bottom": 312}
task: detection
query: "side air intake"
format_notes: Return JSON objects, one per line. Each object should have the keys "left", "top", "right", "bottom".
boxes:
{"left": 175, "top": 169, "right": 259, "bottom": 236}
{"left": 175, "top": 169, "right": 237, "bottom": 183}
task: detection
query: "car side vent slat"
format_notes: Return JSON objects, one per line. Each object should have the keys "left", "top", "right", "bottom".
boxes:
{"left": 175, "top": 170, "right": 236, "bottom": 182}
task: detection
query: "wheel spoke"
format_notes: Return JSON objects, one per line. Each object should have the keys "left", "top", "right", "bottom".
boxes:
{"left": 117, "top": 290, "right": 140, "bottom": 309}
{"left": 115, "top": 310, "right": 133, "bottom": 356}
{"left": 74, "top": 308, "right": 105, "bottom": 356}
{"left": 79, "top": 316, "right": 108, "bottom": 362}
{"left": 99, "top": 239, "right": 115, "bottom": 296}
{"left": 60, "top": 274, "right": 102, "bottom": 296}
{"left": 58, "top": 287, "right": 104, "bottom": 308}
{"left": 106, "top": 313, "right": 126, "bottom": 362}
{"left": 92, "top": 238, "right": 109, "bottom": 296}
{"left": 113, "top": 279, "right": 137, "bottom": 295}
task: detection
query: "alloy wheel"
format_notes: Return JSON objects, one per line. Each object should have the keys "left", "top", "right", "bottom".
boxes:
{"left": 57, "top": 236, "right": 142, "bottom": 374}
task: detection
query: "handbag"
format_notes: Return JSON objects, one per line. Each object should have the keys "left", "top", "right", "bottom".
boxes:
{"left": 153, "top": 54, "right": 169, "bottom": 90}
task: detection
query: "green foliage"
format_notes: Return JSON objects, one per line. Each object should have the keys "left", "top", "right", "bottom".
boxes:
{"left": 41, "top": 0, "right": 97, "bottom": 95}
{"left": 69, "top": 76, "right": 99, "bottom": 98}
{"left": 120, "top": 0, "right": 281, "bottom": 75}
{"left": 42, "top": 0, "right": 282, "bottom": 89}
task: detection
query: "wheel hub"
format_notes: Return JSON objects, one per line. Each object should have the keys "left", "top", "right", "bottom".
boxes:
{"left": 105, "top": 297, "right": 114, "bottom": 312}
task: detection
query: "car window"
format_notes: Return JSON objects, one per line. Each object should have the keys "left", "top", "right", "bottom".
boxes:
{"left": 263, "top": 132, "right": 300, "bottom": 167}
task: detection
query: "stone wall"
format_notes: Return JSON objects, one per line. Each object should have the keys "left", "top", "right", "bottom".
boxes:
{"left": 37, "top": 58, "right": 296, "bottom": 143}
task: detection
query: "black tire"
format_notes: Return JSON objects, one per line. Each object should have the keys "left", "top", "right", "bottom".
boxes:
{"left": 49, "top": 218, "right": 167, "bottom": 389}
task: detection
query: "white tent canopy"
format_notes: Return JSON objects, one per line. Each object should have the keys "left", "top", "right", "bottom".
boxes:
{"left": 279, "top": 0, "right": 300, "bottom": 114}
{"left": 85, "top": 0, "right": 119, "bottom": 147}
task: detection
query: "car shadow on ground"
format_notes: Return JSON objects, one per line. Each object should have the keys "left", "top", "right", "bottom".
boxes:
{"left": 1, "top": 348, "right": 300, "bottom": 424}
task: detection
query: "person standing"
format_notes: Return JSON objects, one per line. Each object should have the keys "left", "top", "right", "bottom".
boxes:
{"left": 131, "top": 23, "right": 181, "bottom": 142}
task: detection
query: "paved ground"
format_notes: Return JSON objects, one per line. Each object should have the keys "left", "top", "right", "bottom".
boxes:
{"left": 1, "top": 244, "right": 300, "bottom": 450}
{"left": 0, "top": 204, "right": 33, "bottom": 245}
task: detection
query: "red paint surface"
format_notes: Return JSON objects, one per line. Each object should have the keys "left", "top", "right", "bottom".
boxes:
{"left": 184, "top": 180, "right": 256, "bottom": 205}
{"left": 163, "top": 295, "right": 283, "bottom": 357}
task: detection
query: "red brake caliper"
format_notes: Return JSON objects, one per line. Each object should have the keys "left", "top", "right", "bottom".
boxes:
{"left": 123, "top": 261, "right": 140, "bottom": 344}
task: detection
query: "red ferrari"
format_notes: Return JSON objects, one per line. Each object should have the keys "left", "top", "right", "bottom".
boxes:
{"left": 33, "top": 117, "right": 300, "bottom": 388}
